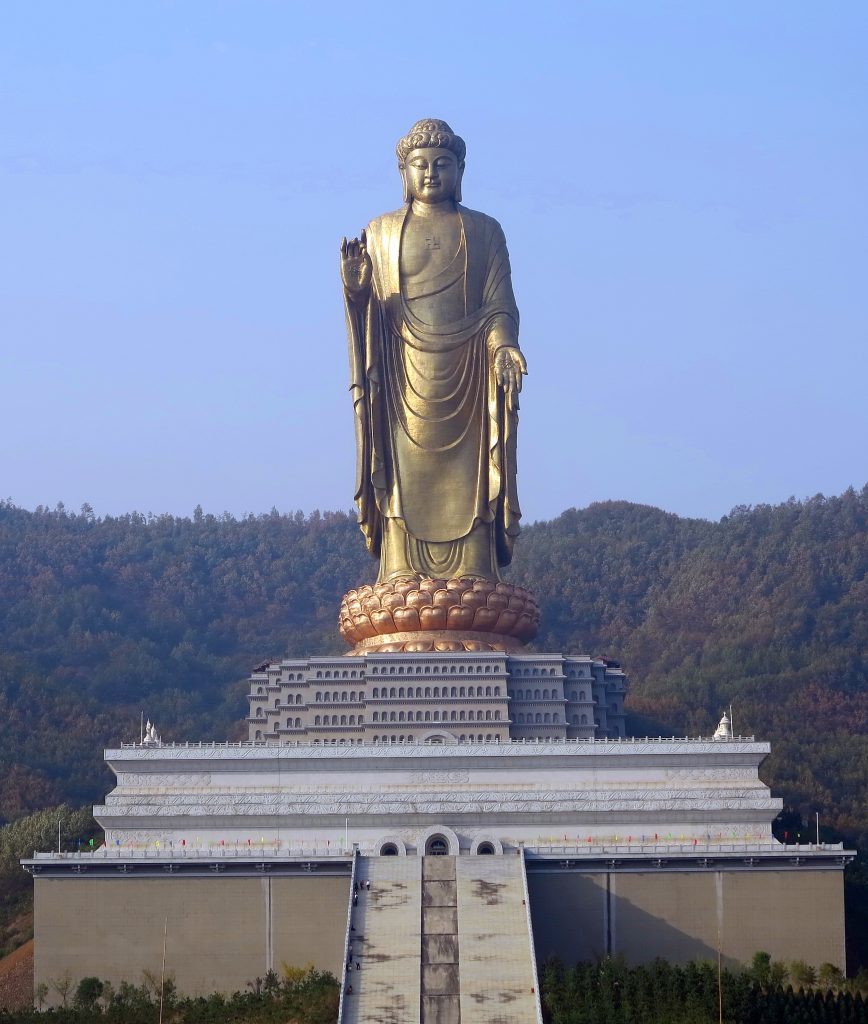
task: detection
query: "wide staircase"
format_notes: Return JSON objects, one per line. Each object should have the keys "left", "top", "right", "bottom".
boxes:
{"left": 455, "top": 855, "right": 540, "bottom": 1024}
{"left": 342, "top": 855, "right": 423, "bottom": 1024}
{"left": 341, "top": 853, "right": 540, "bottom": 1024}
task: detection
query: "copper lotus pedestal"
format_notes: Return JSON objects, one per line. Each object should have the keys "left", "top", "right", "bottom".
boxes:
{"left": 339, "top": 577, "right": 540, "bottom": 653}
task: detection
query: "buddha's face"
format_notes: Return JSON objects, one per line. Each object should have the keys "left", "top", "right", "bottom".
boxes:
{"left": 403, "top": 147, "right": 462, "bottom": 205}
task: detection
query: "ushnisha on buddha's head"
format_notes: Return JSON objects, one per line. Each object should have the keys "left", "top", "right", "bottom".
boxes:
{"left": 396, "top": 118, "right": 466, "bottom": 205}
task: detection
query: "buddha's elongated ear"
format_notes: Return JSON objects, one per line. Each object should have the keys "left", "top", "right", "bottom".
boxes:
{"left": 455, "top": 161, "right": 465, "bottom": 203}
{"left": 399, "top": 162, "right": 410, "bottom": 204}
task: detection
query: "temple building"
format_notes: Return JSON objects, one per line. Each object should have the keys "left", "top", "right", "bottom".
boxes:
{"left": 246, "top": 652, "right": 626, "bottom": 746}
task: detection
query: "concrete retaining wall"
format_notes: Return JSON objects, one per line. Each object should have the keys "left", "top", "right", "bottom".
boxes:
{"left": 527, "top": 867, "right": 846, "bottom": 969}
{"left": 32, "top": 865, "right": 846, "bottom": 1006}
{"left": 34, "top": 875, "right": 347, "bottom": 1004}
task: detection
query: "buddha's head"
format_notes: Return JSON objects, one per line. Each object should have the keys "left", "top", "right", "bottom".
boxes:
{"left": 397, "top": 119, "right": 466, "bottom": 205}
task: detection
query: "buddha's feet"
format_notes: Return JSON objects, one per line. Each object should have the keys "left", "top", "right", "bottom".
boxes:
{"left": 338, "top": 577, "right": 540, "bottom": 654}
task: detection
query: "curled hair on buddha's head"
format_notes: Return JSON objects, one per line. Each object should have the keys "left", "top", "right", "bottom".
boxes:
{"left": 397, "top": 118, "right": 466, "bottom": 202}
{"left": 396, "top": 119, "right": 466, "bottom": 164}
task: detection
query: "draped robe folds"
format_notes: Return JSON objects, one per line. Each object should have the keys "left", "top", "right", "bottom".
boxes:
{"left": 344, "top": 204, "right": 522, "bottom": 583}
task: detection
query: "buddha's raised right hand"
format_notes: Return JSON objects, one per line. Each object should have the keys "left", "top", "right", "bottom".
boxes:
{"left": 341, "top": 231, "right": 372, "bottom": 300}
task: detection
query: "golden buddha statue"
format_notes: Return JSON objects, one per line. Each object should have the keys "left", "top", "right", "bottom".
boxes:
{"left": 339, "top": 119, "right": 537, "bottom": 651}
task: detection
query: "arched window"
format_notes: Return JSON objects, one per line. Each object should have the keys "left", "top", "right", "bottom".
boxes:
{"left": 295, "top": 717, "right": 301, "bottom": 727}
{"left": 314, "top": 715, "right": 321, "bottom": 725}
{"left": 255, "top": 730, "right": 262, "bottom": 740}
{"left": 544, "top": 713, "right": 551, "bottom": 723}
{"left": 416, "top": 711, "right": 423, "bottom": 721}
{"left": 341, "top": 715, "right": 347, "bottom": 725}
{"left": 572, "top": 714, "right": 579, "bottom": 725}
{"left": 333, "top": 691, "right": 339, "bottom": 701}
{"left": 389, "top": 711, "right": 396, "bottom": 722}
{"left": 256, "top": 707, "right": 264, "bottom": 717}
{"left": 425, "top": 687, "right": 431, "bottom": 698}
{"left": 494, "top": 687, "right": 500, "bottom": 696}
{"left": 433, "top": 687, "right": 440, "bottom": 698}
{"left": 534, "top": 689, "right": 541, "bottom": 699}
{"left": 373, "top": 712, "right": 379, "bottom": 722}
{"left": 477, "top": 842, "right": 495, "bottom": 855}
{"left": 451, "top": 687, "right": 457, "bottom": 697}
{"left": 425, "top": 711, "right": 431, "bottom": 721}
{"left": 433, "top": 711, "right": 440, "bottom": 721}
{"left": 494, "top": 710, "right": 500, "bottom": 721}
{"left": 553, "top": 713, "right": 560, "bottom": 723}
{"left": 468, "top": 686, "right": 475, "bottom": 697}
{"left": 485, "top": 710, "right": 492, "bottom": 720}
{"left": 535, "top": 713, "right": 542, "bottom": 723}
{"left": 389, "top": 687, "right": 396, "bottom": 698}
{"left": 451, "top": 711, "right": 457, "bottom": 721}
{"left": 399, "top": 687, "right": 405, "bottom": 697}
{"left": 459, "top": 711, "right": 466, "bottom": 721}
{"left": 485, "top": 686, "right": 491, "bottom": 697}
{"left": 581, "top": 714, "right": 588, "bottom": 724}
{"left": 459, "top": 687, "right": 466, "bottom": 697}
{"left": 399, "top": 712, "right": 405, "bottom": 722}
{"left": 426, "top": 836, "right": 449, "bottom": 856}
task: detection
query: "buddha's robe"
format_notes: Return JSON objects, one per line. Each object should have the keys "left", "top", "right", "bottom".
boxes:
{"left": 344, "top": 204, "right": 522, "bottom": 582}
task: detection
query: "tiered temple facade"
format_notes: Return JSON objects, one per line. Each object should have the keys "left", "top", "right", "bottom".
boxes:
{"left": 246, "top": 652, "right": 627, "bottom": 746}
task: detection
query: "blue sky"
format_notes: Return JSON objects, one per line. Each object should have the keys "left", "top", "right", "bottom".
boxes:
{"left": 2, "top": 1, "right": 866, "bottom": 523}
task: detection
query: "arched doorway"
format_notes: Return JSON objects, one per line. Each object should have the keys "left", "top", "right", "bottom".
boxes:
{"left": 426, "top": 835, "right": 450, "bottom": 856}
{"left": 380, "top": 842, "right": 398, "bottom": 856}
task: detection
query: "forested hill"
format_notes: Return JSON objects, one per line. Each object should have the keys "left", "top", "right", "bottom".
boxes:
{"left": 0, "top": 490, "right": 866, "bottom": 841}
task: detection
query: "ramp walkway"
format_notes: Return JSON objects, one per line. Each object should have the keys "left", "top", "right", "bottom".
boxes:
{"left": 342, "top": 854, "right": 422, "bottom": 1024}
{"left": 341, "top": 853, "right": 541, "bottom": 1024}
{"left": 456, "top": 854, "right": 541, "bottom": 1024}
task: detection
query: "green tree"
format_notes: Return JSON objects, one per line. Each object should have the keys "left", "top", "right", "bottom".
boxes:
{"left": 73, "top": 976, "right": 104, "bottom": 1009}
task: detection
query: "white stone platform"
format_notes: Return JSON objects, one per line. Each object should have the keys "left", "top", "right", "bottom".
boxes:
{"left": 91, "top": 736, "right": 788, "bottom": 856}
